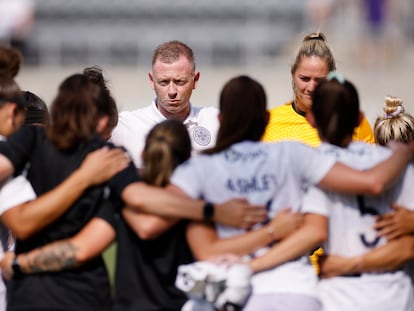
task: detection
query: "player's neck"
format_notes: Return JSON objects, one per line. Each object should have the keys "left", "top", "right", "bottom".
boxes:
{"left": 292, "top": 100, "right": 306, "bottom": 117}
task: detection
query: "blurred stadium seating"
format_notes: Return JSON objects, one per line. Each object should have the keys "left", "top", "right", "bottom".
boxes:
{"left": 25, "top": 0, "right": 305, "bottom": 66}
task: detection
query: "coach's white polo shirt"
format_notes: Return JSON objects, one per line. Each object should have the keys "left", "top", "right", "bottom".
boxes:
{"left": 110, "top": 99, "right": 219, "bottom": 168}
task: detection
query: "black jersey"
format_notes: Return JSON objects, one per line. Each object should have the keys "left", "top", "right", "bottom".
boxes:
{"left": 0, "top": 125, "right": 139, "bottom": 311}
{"left": 113, "top": 216, "right": 193, "bottom": 311}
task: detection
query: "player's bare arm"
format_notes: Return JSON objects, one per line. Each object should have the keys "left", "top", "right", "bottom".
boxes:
{"left": 319, "top": 235, "right": 414, "bottom": 278}
{"left": 1, "top": 218, "right": 116, "bottom": 279}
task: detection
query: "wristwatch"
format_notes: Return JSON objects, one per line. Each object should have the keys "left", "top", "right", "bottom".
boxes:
{"left": 12, "top": 256, "right": 23, "bottom": 278}
{"left": 202, "top": 202, "right": 214, "bottom": 221}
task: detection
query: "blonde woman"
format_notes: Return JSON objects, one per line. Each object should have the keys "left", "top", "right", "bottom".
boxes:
{"left": 263, "top": 32, "right": 374, "bottom": 146}
{"left": 374, "top": 96, "right": 414, "bottom": 145}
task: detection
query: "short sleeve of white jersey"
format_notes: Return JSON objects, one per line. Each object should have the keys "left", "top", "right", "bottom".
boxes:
{"left": 0, "top": 176, "right": 36, "bottom": 215}
{"left": 109, "top": 109, "right": 152, "bottom": 168}
{"left": 289, "top": 142, "right": 336, "bottom": 186}
{"left": 108, "top": 120, "right": 124, "bottom": 147}
{"left": 301, "top": 185, "right": 330, "bottom": 216}
{"left": 170, "top": 157, "right": 205, "bottom": 199}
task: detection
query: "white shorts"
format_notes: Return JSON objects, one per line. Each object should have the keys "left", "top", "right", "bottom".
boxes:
{"left": 243, "top": 293, "right": 321, "bottom": 311}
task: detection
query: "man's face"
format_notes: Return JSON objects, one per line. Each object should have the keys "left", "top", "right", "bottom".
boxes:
{"left": 149, "top": 56, "right": 200, "bottom": 121}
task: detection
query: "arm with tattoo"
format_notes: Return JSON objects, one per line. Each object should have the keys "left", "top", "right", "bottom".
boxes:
{"left": 2, "top": 240, "right": 79, "bottom": 279}
{"left": 1, "top": 218, "right": 115, "bottom": 279}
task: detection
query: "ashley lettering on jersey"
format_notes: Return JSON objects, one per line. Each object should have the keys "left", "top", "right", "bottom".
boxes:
{"left": 226, "top": 174, "right": 277, "bottom": 194}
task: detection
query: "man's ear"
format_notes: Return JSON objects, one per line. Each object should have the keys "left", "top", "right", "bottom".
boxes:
{"left": 193, "top": 71, "right": 200, "bottom": 90}
{"left": 148, "top": 71, "right": 155, "bottom": 90}
{"left": 306, "top": 110, "right": 316, "bottom": 128}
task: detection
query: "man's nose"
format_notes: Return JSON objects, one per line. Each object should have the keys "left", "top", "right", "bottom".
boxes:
{"left": 168, "top": 82, "right": 178, "bottom": 96}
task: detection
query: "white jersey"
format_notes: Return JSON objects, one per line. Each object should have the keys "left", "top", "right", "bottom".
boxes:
{"left": 171, "top": 140, "right": 336, "bottom": 297}
{"left": 109, "top": 100, "right": 219, "bottom": 168}
{"left": 0, "top": 175, "right": 36, "bottom": 216}
{"left": 302, "top": 142, "right": 414, "bottom": 311}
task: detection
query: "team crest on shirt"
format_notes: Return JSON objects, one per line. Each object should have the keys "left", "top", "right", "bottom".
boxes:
{"left": 192, "top": 126, "right": 211, "bottom": 146}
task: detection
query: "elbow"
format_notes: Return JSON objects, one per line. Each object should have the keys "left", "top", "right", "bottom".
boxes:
{"left": 303, "top": 218, "right": 327, "bottom": 249}
{"left": 12, "top": 226, "right": 36, "bottom": 241}
{"left": 73, "top": 240, "right": 94, "bottom": 265}
{"left": 188, "top": 242, "right": 215, "bottom": 260}
{"left": 367, "top": 180, "right": 385, "bottom": 196}
{"left": 75, "top": 249, "right": 89, "bottom": 265}
{"left": 134, "top": 224, "right": 159, "bottom": 240}
{"left": 122, "top": 207, "right": 166, "bottom": 240}
{"left": 4, "top": 214, "right": 38, "bottom": 240}
{"left": 312, "top": 230, "right": 327, "bottom": 248}
{"left": 13, "top": 232, "right": 30, "bottom": 240}
{"left": 405, "top": 236, "right": 414, "bottom": 261}
{"left": 192, "top": 249, "right": 211, "bottom": 261}
{"left": 122, "top": 183, "right": 149, "bottom": 213}
{"left": 128, "top": 216, "right": 163, "bottom": 240}
{"left": 410, "top": 239, "right": 414, "bottom": 259}
{"left": 190, "top": 244, "right": 221, "bottom": 261}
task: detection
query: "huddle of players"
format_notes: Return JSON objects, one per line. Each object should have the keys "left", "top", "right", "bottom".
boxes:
{"left": 0, "top": 34, "right": 414, "bottom": 311}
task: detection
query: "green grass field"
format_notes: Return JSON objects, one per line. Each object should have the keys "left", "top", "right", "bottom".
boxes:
{"left": 103, "top": 242, "right": 117, "bottom": 294}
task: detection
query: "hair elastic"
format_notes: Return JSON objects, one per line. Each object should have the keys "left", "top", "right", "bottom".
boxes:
{"left": 326, "top": 71, "right": 345, "bottom": 84}
{"left": 384, "top": 105, "right": 403, "bottom": 119}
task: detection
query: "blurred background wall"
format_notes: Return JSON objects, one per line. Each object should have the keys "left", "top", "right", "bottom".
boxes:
{"left": 3, "top": 0, "right": 414, "bottom": 125}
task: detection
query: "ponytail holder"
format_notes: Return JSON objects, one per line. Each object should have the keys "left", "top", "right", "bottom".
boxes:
{"left": 384, "top": 105, "right": 403, "bottom": 119}
{"left": 326, "top": 71, "right": 345, "bottom": 84}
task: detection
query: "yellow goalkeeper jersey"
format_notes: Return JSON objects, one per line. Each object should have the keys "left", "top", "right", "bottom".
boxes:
{"left": 262, "top": 101, "right": 375, "bottom": 145}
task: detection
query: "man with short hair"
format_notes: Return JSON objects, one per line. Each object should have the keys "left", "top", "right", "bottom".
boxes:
{"left": 110, "top": 40, "right": 219, "bottom": 168}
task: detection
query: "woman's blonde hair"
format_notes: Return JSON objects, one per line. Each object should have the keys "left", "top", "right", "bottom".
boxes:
{"left": 291, "top": 32, "right": 336, "bottom": 75}
{"left": 374, "top": 95, "right": 414, "bottom": 145}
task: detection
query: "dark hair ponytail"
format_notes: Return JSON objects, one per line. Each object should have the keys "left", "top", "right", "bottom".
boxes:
{"left": 312, "top": 76, "right": 360, "bottom": 147}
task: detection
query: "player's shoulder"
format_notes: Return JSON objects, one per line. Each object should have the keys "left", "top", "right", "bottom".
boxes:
{"left": 264, "top": 140, "right": 313, "bottom": 162}
{"left": 267, "top": 102, "right": 295, "bottom": 124}
{"left": 192, "top": 105, "right": 219, "bottom": 116}
{"left": 321, "top": 141, "right": 391, "bottom": 168}
{"left": 269, "top": 101, "right": 292, "bottom": 113}
{"left": 119, "top": 105, "right": 152, "bottom": 120}
{"left": 350, "top": 141, "right": 390, "bottom": 158}
{"left": 191, "top": 105, "right": 220, "bottom": 132}
{"left": 269, "top": 140, "right": 311, "bottom": 151}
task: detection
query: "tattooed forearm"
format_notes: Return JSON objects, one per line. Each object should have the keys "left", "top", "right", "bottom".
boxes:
{"left": 18, "top": 240, "right": 80, "bottom": 274}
